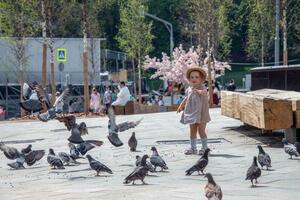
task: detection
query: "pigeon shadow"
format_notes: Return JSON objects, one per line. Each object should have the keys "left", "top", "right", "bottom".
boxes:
{"left": 49, "top": 168, "right": 91, "bottom": 174}
{"left": 119, "top": 164, "right": 135, "bottom": 167}
{"left": 146, "top": 174, "right": 159, "bottom": 177}
{"left": 249, "top": 185, "right": 269, "bottom": 188}
{"left": 155, "top": 170, "right": 169, "bottom": 173}
{"left": 131, "top": 150, "right": 142, "bottom": 153}
{"left": 210, "top": 153, "right": 244, "bottom": 158}
{"left": 124, "top": 183, "right": 155, "bottom": 186}
{"left": 261, "top": 168, "right": 275, "bottom": 171}
{"left": 2, "top": 138, "right": 44, "bottom": 144}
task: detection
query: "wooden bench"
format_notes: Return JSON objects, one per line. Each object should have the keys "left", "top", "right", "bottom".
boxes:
{"left": 221, "top": 89, "right": 300, "bottom": 142}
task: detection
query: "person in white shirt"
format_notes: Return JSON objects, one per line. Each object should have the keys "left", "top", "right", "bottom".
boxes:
{"left": 111, "top": 81, "right": 130, "bottom": 106}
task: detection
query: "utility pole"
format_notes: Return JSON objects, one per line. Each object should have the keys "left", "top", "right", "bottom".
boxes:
{"left": 274, "top": 0, "right": 280, "bottom": 66}
{"left": 282, "top": 0, "right": 288, "bottom": 66}
{"left": 82, "top": 0, "right": 89, "bottom": 114}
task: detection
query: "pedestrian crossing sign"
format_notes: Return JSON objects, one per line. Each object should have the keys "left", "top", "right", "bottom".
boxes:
{"left": 56, "top": 48, "right": 67, "bottom": 62}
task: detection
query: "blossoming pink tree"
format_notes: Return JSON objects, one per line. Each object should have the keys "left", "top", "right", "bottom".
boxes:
{"left": 143, "top": 44, "right": 231, "bottom": 85}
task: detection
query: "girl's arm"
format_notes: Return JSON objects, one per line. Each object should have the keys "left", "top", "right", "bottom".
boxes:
{"left": 177, "top": 96, "right": 187, "bottom": 113}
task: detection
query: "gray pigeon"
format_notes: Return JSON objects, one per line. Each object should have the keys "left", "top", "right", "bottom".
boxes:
{"left": 1, "top": 143, "right": 44, "bottom": 169}
{"left": 8, "top": 161, "right": 25, "bottom": 169}
{"left": 69, "top": 143, "right": 80, "bottom": 160}
{"left": 294, "top": 141, "right": 300, "bottom": 154}
{"left": 107, "top": 107, "right": 143, "bottom": 147}
{"left": 24, "top": 150, "right": 45, "bottom": 166}
{"left": 150, "top": 147, "right": 168, "bottom": 171}
{"left": 257, "top": 145, "right": 271, "bottom": 170}
{"left": 37, "top": 87, "right": 70, "bottom": 122}
{"left": 124, "top": 155, "right": 149, "bottom": 185}
{"left": 58, "top": 152, "right": 77, "bottom": 165}
{"left": 0, "top": 142, "right": 20, "bottom": 160}
{"left": 186, "top": 148, "right": 210, "bottom": 175}
{"left": 135, "top": 155, "right": 155, "bottom": 173}
{"left": 21, "top": 144, "right": 32, "bottom": 154}
{"left": 245, "top": 156, "right": 261, "bottom": 186}
{"left": 282, "top": 138, "right": 299, "bottom": 159}
{"left": 128, "top": 132, "right": 137, "bottom": 151}
{"left": 47, "top": 149, "right": 65, "bottom": 169}
{"left": 19, "top": 82, "right": 44, "bottom": 113}
{"left": 86, "top": 154, "right": 113, "bottom": 176}
{"left": 204, "top": 173, "right": 223, "bottom": 200}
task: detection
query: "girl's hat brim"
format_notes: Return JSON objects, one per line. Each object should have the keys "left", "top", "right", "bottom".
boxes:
{"left": 186, "top": 67, "right": 207, "bottom": 80}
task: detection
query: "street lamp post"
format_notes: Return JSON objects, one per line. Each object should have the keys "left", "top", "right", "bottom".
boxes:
{"left": 143, "top": 12, "right": 174, "bottom": 57}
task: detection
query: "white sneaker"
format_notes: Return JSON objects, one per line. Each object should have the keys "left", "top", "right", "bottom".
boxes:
{"left": 184, "top": 148, "right": 198, "bottom": 155}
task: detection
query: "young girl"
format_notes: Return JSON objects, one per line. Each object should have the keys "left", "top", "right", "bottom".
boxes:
{"left": 177, "top": 66, "right": 211, "bottom": 155}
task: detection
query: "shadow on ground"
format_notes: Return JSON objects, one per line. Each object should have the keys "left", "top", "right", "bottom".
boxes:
{"left": 223, "top": 125, "right": 284, "bottom": 148}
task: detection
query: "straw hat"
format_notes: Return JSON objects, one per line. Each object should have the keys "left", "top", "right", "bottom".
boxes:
{"left": 186, "top": 66, "right": 207, "bottom": 80}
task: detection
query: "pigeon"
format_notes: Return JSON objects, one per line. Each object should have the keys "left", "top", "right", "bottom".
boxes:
{"left": 86, "top": 154, "right": 113, "bottom": 176}
{"left": 76, "top": 141, "right": 99, "bottom": 156}
{"left": 21, "top": 144, "right": 32, "bottom": 154}
{"left": 58, "top": 152, "right": 77, "bottom": 165}
{"left": 107, "top": 107, "right": 143, "bottom": 147}
{"left": 294, "top": 141, "right": 300, "bottom": 154}
{"left": 136, "top": 155, "right": 155, "bottom": 173}
{"left": 128, "top": 132, "right": 137, "bottom": 151}
{"left": 1, "top": 143, "right": 44, "bottom": 169}
{"left": 37, "top": 87, "right": 70, "bottom": 122}
{"left": 282, "top": 138, "right": 299, "bottom": 159}
{"left": 186, "top": 148, "right": 210, "bottom": 175}
{"left": 47, "top": 149, "right": 65, "bottom": 169}
{"left": 56, "top": 115, "right": 103, "bottom": 146}
{"left": 150, "top": 147, "right": 168, "bottom": 171}
{"left": 8, "top": 161, "right": 25, "bottom": 169}
{"left": 204, "top": 173, "right": 223, "bottom": 200}
{"left": 69, "top": 143, "right": 80, "bottom": 160}
{"left": 245, "top": 156, "right": 261, "bottom": 186}
{"left": 124, "top": 155, "right": 149, "bottom": 185}
{"left": 257, "top": 145, "right": 272, "bottom": 170}
{"left": 23, "top": 150, "right": 45, "bottom": 166}
{"left": 0, "top": 142, "right": 20, "bottom": 160}
{"left": 19, "top": 82, "right": 44, "bottom": 113}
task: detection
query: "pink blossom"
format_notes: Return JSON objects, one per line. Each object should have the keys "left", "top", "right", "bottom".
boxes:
{"left": 143, "top": 44, "right": 231, "bottom": 84}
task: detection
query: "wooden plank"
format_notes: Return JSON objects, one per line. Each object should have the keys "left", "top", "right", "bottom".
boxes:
{"left": 295, "top": 111, "right": 300, "bottom": 128}
{"left": 247, "top": 89, "right": 300, "bottom": 111}
{"left": 239, "top": 93, "right": 293, "bottom": 129}
{"left": 221, "top": 91, "right": 240, "bottom": 119}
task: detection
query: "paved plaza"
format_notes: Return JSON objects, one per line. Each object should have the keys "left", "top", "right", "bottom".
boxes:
{"left": 0, "top": 108, "right": 299, "bottom": 200}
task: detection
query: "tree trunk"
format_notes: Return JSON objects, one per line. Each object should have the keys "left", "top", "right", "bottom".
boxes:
{"left": 132, "top": 58, "right": 137, "bottom": 98}
{"left": 138, "top": 57, "right": 142, "bottom": 105}
{"left": 282, "top": 0, "right": 288, "bottom": 65}
{"left": 49, "top": 42, "right": 56, "bottom": 103}
{"left": 261, "top": 32, "right": 264, "bottom": 67}
{"left": 207, "top": 34, "right": 213, "bottom": 108}
{"left": 41, "top": 0, "right": 47, "bottom": 88}
{"left": 82, "top": 0, "right": 89, "bottom": 114}
{"left": 19, "top": 62, "right": 25, "bottom": 116}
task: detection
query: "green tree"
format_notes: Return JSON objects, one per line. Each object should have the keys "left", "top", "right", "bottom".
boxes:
{"left": 0, "top": 0, "right": 40, "bottom": 115}
{"left": 116, "top": 0, "right": 153, "bottom": 102}
{"left": 246, "top": 0, "right": 275, "bottom": 65}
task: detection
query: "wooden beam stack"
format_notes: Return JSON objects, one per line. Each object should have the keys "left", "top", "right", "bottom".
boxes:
{"left": 221, "top": 90, "right": 293, "bottom": 130}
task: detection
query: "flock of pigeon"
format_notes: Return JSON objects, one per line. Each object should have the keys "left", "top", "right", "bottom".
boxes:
{"left": 1, "top": 82, "right": 300, "bottom": 200}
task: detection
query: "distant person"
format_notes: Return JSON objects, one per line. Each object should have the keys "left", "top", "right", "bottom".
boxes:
{"left": 104, "top": 86, "right": 112, "bottom": 113}
{"left": 90, "top": 87, "right": 102, "bottom": 113}
{"left": 227, "top": 79, "right": 236, "bottom": 91}
{"left": 111, "top": 81, "right": 131, "bottom": 106}
{"left": 176, "top": 96, "right": 184, "bottom": 105}
{"left": 158, "top": 95, "right": 165, "bottom": 106}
